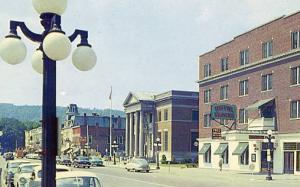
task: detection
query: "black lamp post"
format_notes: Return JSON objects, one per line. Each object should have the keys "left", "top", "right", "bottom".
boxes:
{"left": 0, "top": 2, "right": 97, "bottom": 187}
{"left": 264, "top": 130, "right": 274, "bottom": 181}
{"left": 112, "top": 140, "right": 119, "bottom": 165}
{"left": 154, "top": 138, "right": 161, "bottom": 169}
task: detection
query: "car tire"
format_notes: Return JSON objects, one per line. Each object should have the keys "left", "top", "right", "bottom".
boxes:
{"left": 88, "top": 166, "right": 90, "bottom": 168}
{"left": 146, "top": 170, "right": 149, "bottom": 173}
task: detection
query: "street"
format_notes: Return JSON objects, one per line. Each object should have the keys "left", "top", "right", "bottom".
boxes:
{"left": 1, "top": 158, "right": 300, "bottom": 187}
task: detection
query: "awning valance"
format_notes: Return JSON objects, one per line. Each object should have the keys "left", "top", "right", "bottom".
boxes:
{"left": 232, "top": 142, "right": 249, "bottom": 155}
{"left": 214, "top": 143, "right": 228, "bottom": 155}
{"left": 198, "top": 143, "right": 211, "bottom": 155}
{"left": 246, "top": 98, "right": 274, "bottom": 111}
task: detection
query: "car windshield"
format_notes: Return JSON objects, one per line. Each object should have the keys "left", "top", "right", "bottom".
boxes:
{"left": 20, "top": 165, "right": 36, "bottom": 173}
{"left": 135, "top": 159, "right": 148, "bottom": 165}
{"left": 90, "top": 157, "right": 100, "bottom": 161}
{"left": 57, "top": 177, "right": 101, "bottom": 187}
{"left": 77, "top": 157, "right": 89, "bottom": 161}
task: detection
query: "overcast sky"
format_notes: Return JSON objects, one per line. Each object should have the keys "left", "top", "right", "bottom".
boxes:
{"left": 0, "top": 0, "right": 299, "bottom": 110}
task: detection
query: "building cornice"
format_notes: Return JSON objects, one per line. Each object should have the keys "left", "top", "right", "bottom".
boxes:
{"left": 197, "top": 49, "right": 300, "bottom": 87}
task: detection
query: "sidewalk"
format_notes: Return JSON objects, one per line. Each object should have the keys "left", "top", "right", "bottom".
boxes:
{"left": 104, "top": 161, "right": 300, "bottom": 187}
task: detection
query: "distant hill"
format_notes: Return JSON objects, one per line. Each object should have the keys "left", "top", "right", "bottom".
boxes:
{"left": 0, "top": 103, "right": 125, "bottom": 122}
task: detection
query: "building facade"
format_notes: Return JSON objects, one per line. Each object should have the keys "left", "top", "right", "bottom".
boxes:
{"left": 123, "top": 90, "right": 199, "bottom": 162}
{"left": 197, "top": 12, "right": 300, "bottom": 174}
{"left": 25, "top": 127, "right": 42, "bottom": 153}
{"left": 61, "top": 104, "right": 126, "bottom": 156}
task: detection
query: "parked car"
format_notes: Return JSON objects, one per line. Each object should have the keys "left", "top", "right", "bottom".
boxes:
{"left": 56, "top": 171, "right": 102, "bottom": 187}
{"left": 3, "top": 152, "right": 14, "bottom": 161}
{"left": 56, "top": 156, "right": 61, "bottom": 164}
{"left": 89, "top": 156, "right": 104, "bottom": 167}
{"left": 26, "top": 165, "right": 71, "bottom": 187}
{"left": 125, "top": 158, "right": 150, "bottom": 172}
{"left": 1, "top": 160, "right": 30, "bottom": 187}
{"left": 72, "top": 156, "right": 91, "bottom": 168}
{"left": 13, "top": 163, "right": 41, "bottom": 187}
{"left": 59, "top": 155, "right": 72, "bottom": 166}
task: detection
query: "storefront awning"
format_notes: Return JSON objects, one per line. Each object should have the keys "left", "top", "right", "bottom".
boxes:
{"left": 198, "top": 143, "right": 211, "bottom": 155}
{"left": 232, "top": 142, "right": 249, "bottom": 155}
{"left": 246, "top": 98, "right": 274, "bottom": 111}
{"left": 214, "top": 143, "right": 228, "bottom": 155}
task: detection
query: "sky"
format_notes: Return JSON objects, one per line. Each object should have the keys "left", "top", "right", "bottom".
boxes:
{"left": 0, "top": 0, "right": 299, "bottom": 110}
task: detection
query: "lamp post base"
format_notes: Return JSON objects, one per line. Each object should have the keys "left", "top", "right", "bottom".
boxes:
{"left": 156, "top": 166, "right": 160, "bottom": 170}
{"left": 266, "top": 176, "right": 272, "bottom": 180}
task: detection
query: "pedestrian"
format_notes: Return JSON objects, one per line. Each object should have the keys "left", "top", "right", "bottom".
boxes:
{"left": 218, "top": 157, "right": 223, "bottom": 171}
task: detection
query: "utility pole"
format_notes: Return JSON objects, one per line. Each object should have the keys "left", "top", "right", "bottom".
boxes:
{"left": 84, "top": 113, "right": 89, "bottom": 156}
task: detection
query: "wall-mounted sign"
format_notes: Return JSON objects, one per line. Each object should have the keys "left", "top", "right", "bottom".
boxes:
{"left": 211, "top": 103, "right": 237, "bottom": 120}
{"left": 212, "top": 128, "right": 222, "bottom": 139}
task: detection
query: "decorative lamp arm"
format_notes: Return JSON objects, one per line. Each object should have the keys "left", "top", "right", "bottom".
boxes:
{"left": 68, "top": 29, "right": 91, "bottom": 47}
{"left": 10, "top": 21, "right": 43, "bottom": 42}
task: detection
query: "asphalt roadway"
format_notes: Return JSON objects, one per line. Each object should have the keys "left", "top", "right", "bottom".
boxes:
{"left": 1, "top": 158, "right": 300, "bottom": 187}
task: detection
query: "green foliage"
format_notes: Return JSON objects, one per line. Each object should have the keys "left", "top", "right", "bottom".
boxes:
{"left": 0, "top": 103, "right": 125, "bottom": 122}
{"left": 0, "top": 118, "right": 27, "bottom": 152}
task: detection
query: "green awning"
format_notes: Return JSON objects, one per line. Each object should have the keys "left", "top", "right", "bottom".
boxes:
{"left": 232, "top": 142, "right": 249, "bottom": 155}
{"left": 246, "top": 98, "right": 274, "bottom": 111}
{"left": 214, "top": 143, "right": 228, "bottom": 155}
{"left": 199, "top": 143, "right": 211, "bottom": 154}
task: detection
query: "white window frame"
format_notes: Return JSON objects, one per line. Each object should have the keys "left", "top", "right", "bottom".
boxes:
{"left": 290, "top": 100, "right": 300, "bottom": 119}
{"left": 239, "top": 80, "right": 248, "bottom": 96}
{"left": 261, "top": 74, "right": 272, "bottom": 91}
{"left": 240, "top": 49, "right": 249, "bottom": 66}
{"left": 239, "top": 109, "right": 248, "bottom": 124}
{"left": 262, "top": 41, "right": 273, "bottom": 58}
{"left": 220, "top": 57, "right": 228, "bottom": 72}
{"left": 204, "top": 114, "right": 211, "bottom": 128}
{"left": 204, "top": 89, "right": 211, "bottom": 104}
{"left": 291, "top": 31, "right": 300, "bottom": 49}
{"left": 204, "top": 64, "right": 211, "bottom": 78}
{"left": 220, "top": 85, "right": 228, "bottom": 100}
{"left": 291, "top": 66, "right": 300, "bottom": 85}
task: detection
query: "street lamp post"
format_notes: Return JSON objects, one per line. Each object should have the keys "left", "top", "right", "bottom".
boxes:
{"left": 0, "top": 1, "right": 97, "bottom": 187}
{"left": 154, "top": 138, "right": 161, "bottom": 170}
{"left": 112, "top": 140, "right": 119, "bottom": 165}
{"left": 264, "top": 130, "right": 274, "bottom": 181}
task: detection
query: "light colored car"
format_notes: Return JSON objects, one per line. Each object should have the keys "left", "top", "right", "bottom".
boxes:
{"left": 13, "top": 163, "right": 41, "bottom": 187}
{"left": 1, "top": 160, "right": 31, "bottom": 187}
{"left": 125, "top": 158, "right": 150, "bottom": 172}
{"left": 56, "top": 171, "right": 102, "bottom": 187}
{"left": 26, "top": 165, "right": 71, "bottom": 187}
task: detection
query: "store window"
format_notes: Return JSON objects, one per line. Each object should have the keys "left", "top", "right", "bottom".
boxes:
{"left": 204, "top": 147, "right": 211, "bottom": 163}
{"left": 240, "top": 147, "right": 249, "bottom": 165}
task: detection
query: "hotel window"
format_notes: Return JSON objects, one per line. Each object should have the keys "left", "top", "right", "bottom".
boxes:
{"left": 239, "top": 109, "right": 248, "bottom": 124}
{"left": 192, "top": 110, "right": 199, "bottom": 121}
{"left": 204, "top": 147, "right": 211, "bottom": 163}
{"left": 204, "top": 114, "right": 211, "bottom": 127}
{"left": 204, "top": 89, "right": 211, "bottom": 103}
{"left": 291, "top": 66, "right": 300, "bottom": 85}
{"left": 240, "top": 146, "right": 249, "bottom": 165}
{"left": 164, "top": 109, "right": 168, "bottom": 121}
{"left": 204, "top": 64, "right": 211, "bottom": 78}
{"left": 240, "top": 49, "right": 249, "bottom": 66}
{"left": 220, "top": 57, "right": 228, "bottom": 72}
{"left": 291, "top": 31, "right": 300, "bottom": 49}
{"left": 262, "top": 41, "right": 273, "bottom": 58}
{"left": 239, "top": 80, "right": 248, "bottom": 96}
{"left": 164, "top": 131, "right": 168, "bottom": 151}
{"left": 290, "top": 100, "right": 300, "bottom": 119}
{"left": 158, "top": 111, "right": 162, "bottom": 121}
{"left": 261, "top": 74, "right": 272, "bottom": 91}
{"left": 220, "top": 85, "right": 228, "bottom": 100}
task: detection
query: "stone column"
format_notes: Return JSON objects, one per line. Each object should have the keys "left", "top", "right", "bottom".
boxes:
{"left": 125, "top": 113, "right": 129, "bottom": 157}
{"left": 134, "top": 111, "right": 139, "bottom": 157}
{"left": 129, "top": 113, "right": 134, "bottom": 157}
{"left": 139, "top": 111, "right": 144, "bottom": 157}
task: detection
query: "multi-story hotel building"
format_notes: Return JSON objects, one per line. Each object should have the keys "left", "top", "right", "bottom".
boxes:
{"left": 197, "top": 12, "right": 300, "bottom": 174}
{"left": 123, "top": 90, "right": 199, "bottom": 162}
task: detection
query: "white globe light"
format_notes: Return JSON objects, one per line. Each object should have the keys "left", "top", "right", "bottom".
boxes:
{"left": 267, "top": 130, "right": 272, "bottom": 136}
{"left": 72, "top": 45, "right": 97, "bottom": 71}
{"left": 32, "top": 0, "right": 68, "bottom": 15}
{"left": 43, "top": 31, "right": 71, "bottom": 61}
{"left": 32, "top": 50, "right": 44, "bottom": 74}
{"left": 0, "top": 37, "right": 27, "bottom": 65}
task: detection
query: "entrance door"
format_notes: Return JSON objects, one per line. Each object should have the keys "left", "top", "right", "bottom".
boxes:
{"left": 284, "top": 152, "right": 294, "bottom": 174}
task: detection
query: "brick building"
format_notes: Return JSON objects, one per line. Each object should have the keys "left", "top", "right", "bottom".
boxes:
{"left": 123, "top": 90, "right": 199, "bottom": 162}
{"left": 197, "top": 12, "right": 300, "bottom": 174}
{"left": 61, "top": 104, "right": 125, "bottom": 156}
